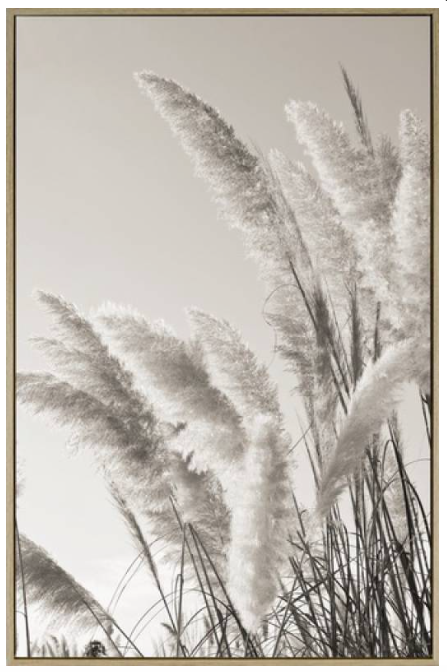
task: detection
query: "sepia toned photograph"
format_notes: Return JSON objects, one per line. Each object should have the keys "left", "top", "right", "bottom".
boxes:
{"left": 7, "top": 8, "right": 438, "bottom": 664}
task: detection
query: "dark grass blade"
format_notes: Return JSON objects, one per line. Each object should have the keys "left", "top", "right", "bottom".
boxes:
{"left": 340, "top": 65, "right": 374, "bottom": 155}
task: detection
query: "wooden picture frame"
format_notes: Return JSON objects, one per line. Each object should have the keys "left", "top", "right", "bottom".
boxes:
{"left": 6, "top": 8, "right": 439, "bottom": 665}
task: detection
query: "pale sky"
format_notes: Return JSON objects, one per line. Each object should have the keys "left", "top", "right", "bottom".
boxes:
{"left": 16, "top": 14, "right": 431, "bottom": 655}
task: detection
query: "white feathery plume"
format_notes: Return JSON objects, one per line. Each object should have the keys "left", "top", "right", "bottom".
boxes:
{"left": 32, "top": 292, "right": 157, "bottom": 436}
{"left": 187, "top": 308, "right": 281, "bottom": 421}
{"left": 95, "top": 303, "right": 245, "bottom": 477}
{"left": 269, "top": 149, "right": 356, "bottom": 316}
{"left": 264, "top": 279, "right": 346, "bottom": 467}
{"left": 16, "top": 372, "right": 137, "bottom": 453}
{"left": 16, "top": 371, "right": 172, "bottom": 521}
{"left": 134, "top": 71, "right": 316, "bottom": 310}
{"left": 376, "top": 133, "right": 402, "bottom": 208}
{"left": 285, "top": 101, "right": 375, "bottom": 219}
{"left": 316, "top": 338, "right": 430, "bottom": 519}
{"left": 170, "top": 453, "right": 227, "bottom": 529}
{"left": 169, "top": 452, "right": 230, "bottom": 562}
{"left": 264, "top": 265, "right": 345, "bottom": 454}
{"left": 30, "top": 336, "right": 137, "bottom": 411}
{"left": 95, "top": 304, "right": 238, "bottom": 425}
{"left": 19, "top": 297, "right": 166, "bottom": 498}
{"left": 186, "top": 310, "right": 292, "bottom": 629}
{"left": 186, "top": 305, "right": 297, "bottom": 487}
{"left": 135, "top": 71, "right": 309, "bottom": 277}
{"left": 17, "top": 535, "right": 117, "bottom": 637}
{"left": 391, "top": 110, "right": 430, "bottom": 340}
{"left": 285, "top": 101, "right": 398, "bottom": 334}
{"left": 19, "top": 294, "right": 175, "bottom": 534}
{"left": 226, "top": 414, "right": 291, "bottom": 633}
{"left": 34, "top": 291, "right": 104, "bottom": 354}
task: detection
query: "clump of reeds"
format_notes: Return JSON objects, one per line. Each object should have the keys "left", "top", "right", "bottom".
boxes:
{"left": 16, "top": 67, "right": 431, "bottom": 658}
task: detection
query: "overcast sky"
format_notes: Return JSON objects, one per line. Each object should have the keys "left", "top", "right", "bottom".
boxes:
{"left": 16, "top": 14, "right": 431, "bottom": 654}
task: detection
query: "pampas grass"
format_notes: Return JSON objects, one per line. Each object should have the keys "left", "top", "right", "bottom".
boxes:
{"left": 187, "top": 309, "right": 282, "bottom": 420}
{"left": 317, "top": 339, "right": 430, "bottom": 520}
{"left": 226, "top": 414, "right": 291, "bottom": 633}
{"left": 16, "top": 536, "right": 125, "bottom": 653}
{"left": 285, "top": 97, "right": 400, "bottom": 343}
{"left": 134, "top": 71, "right": 307, "bottom": 271}
{"left": 16, "top": 68, "right": 431, "bottom": 658}
{"left": 391, "top": 111, "right": 430, "bottom": 339}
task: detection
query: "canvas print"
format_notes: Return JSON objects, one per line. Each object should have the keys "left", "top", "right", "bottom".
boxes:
{"left": 13, "top": 12, "right": 434, "bottom": 661}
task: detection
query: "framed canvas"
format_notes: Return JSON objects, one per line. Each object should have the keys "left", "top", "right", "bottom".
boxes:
{"left": 6, "top": 8, "right": 439, "bottom": 665}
